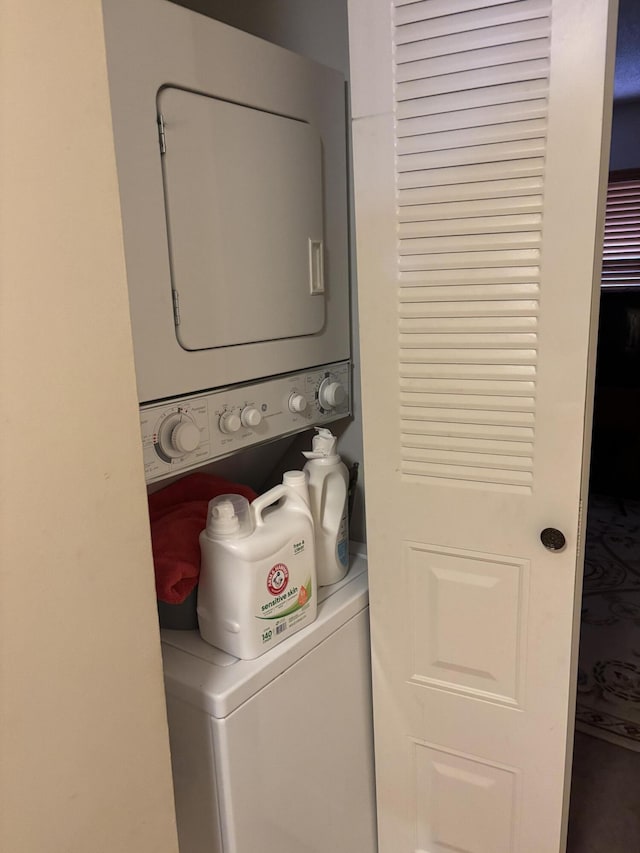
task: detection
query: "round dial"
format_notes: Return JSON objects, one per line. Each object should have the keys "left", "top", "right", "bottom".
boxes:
{"left": 318, "top": 378, "right": 347, "bottom": 410}
{"left": 219, "top": 411, "right": 242, "bottom": 434}
{"left": 241, "top": 406, "right": 262, "bottom": 428}
{"left": 288, "top": 393, "right": 308, "bottom": 414}
{"left": 156, "top": 413, "right": 200, "bottom": 460}
{"left": 171, "top": 421, "right": 200, "bottom": 454}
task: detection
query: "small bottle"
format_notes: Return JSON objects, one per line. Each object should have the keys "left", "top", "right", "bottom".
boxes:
{"left": 303, "top": 428, "right": 349, "bottom": 586}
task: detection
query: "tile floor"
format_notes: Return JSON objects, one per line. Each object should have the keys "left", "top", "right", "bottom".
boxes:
{"left": 567, "top": 731, "right": 640, "bottom": 852}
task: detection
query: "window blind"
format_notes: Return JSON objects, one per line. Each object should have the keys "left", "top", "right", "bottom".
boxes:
{"left": 602, "top": 172, "right": 640, "bottom": 289}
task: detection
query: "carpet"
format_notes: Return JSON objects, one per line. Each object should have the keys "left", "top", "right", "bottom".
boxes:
{"left": 576, "top": 495, "right": 640, "bottom": 751}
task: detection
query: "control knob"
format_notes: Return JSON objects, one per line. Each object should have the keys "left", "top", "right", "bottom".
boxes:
{"left": 171, "top": 420, "right": 200, "bottom": 454}
{"left": 288, "top": 393, "right": 308, "bottom": 414}
{"left": 318, "top": 378, "right": 347, "bottom": 410}
{"left": 156, "top": 413, "right": 200, "bottom": 459}
{"left": 219, "top": 411, "right": 242, "bottom": 434}
{"left": 241, "top": 406, "right": 262, "bottom": 428}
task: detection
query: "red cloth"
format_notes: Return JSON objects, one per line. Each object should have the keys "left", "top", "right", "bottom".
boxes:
{"left": 148, "top": 473, "right": 257, "bottom": 604}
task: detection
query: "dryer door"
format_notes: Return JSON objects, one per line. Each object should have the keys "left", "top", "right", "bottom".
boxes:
{"left": 158, "top": 86, "right": 325, "bottom": 353}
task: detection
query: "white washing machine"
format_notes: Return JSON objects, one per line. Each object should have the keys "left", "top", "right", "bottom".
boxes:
{"left": 161, "top": 547, "right": 377, "bottom": 853}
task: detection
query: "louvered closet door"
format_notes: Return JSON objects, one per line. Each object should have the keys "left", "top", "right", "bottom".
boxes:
{"left": 347, "top": 1, "right": 617, "bottom": 851}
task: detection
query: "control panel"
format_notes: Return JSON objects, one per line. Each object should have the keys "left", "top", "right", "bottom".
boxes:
{"left": 140, "top": 361, "right": 350, "bottom": 484}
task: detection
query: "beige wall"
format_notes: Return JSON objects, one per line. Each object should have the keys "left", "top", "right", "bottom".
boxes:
{"left": 0, "top": 3, "right": 178, "bottom": 851}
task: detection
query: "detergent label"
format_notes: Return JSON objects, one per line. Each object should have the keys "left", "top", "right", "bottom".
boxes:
{"left": 258, "top": 576, "right": 313, "bottom": 645}
{"left": 258, "top": 558, "right": 314, "bottom": 642}
{"left": 337, "top": 505, "right": 349, "bottom": 568}
{"left": 266, "top": 563, "right": 289, "bottom": 596}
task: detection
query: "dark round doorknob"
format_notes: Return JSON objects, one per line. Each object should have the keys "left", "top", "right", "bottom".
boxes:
{"left": 540, "top": 528, "right": 566, "bottom": 552}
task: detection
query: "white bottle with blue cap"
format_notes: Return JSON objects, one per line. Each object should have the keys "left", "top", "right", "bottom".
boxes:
{"left": 303, "top": 427, "right": 349, "bottom": 585}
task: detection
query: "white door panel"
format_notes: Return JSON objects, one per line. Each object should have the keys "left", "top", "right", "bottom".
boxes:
{"left": 348, "top": 0, "right": 617, "bottom": 850}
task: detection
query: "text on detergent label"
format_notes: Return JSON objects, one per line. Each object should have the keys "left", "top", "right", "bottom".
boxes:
{"left": 261, "top": 586, "right": 300, "bottom": 612}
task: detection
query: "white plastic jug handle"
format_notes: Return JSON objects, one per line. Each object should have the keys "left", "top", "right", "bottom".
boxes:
{"left": 320, "top": 470, "right": 348, "bottom": 533}
{"left": 251, "top": 484, "right": 289, "bottom": 527}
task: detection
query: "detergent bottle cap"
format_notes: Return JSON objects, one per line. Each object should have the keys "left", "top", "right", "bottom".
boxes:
{"left": 205, "top": 494, "right": 253, "bottom": 539}
{"left": 283, "top": 470, "right": 307, "bottom": 488}
{"left": 283, "top": 469, "right": 311, "bottom": 507}
{"left": 302, "top": 427, "right": 339, "bottom": 461}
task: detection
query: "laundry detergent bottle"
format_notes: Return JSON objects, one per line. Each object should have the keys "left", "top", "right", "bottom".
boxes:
{"left": 303, "top": 428, "right": 349, "bottom": 586}
{"left": 197, "top": 471, "right": 316, "bottom": 659}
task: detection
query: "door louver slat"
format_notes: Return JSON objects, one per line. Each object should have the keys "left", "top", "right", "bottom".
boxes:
{"left": 393, "top": 0, "right": 551, "bottom": 490}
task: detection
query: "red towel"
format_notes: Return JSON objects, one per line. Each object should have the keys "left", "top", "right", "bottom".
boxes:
{"left": 148, "top": 473, "right": 257, "bottom": 604}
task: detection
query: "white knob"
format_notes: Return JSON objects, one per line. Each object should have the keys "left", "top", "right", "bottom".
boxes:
{"left": 241, "top": 406, "right": 262, "bottom": 428}
{"left": 318, "top": 380, "right": 346, "bottom": 410}
{"left": 219, "top": 411, "right": 241, "bottom": 434}
{"left": 156, "top": 413, "right": 200, "bottom": 460}
{"left": 171, "top": 421, "right": 200, "bottom": 454}
{"left": 288, "top": 393, "right": 308, "bottom": 414}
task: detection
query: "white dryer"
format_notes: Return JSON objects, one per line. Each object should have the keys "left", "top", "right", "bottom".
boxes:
{"left": 102, "top": 0, "right": 350, "bottom": 406}
{"left": 102, "top": 0, "right": 352, "bottom": 483}
{"left": 161, "top": 548, "right": 377, "bottom": 853}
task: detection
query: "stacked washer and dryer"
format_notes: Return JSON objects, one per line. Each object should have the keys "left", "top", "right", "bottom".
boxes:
{"left": 102, "top": 0, "right": 377, "bottom": 850}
